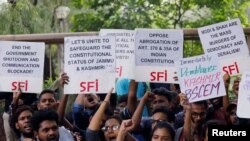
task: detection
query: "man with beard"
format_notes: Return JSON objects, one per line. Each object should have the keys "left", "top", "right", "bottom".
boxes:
{"left": 36, "top": 89, "right": 75, "bottom": 141}
{"left": 175, "top": 94, "right": 208, "bottom": 141}
{"left": 31, "top": 109, "right": 60, "bottom": 141}
{"left": 11, "top": 105, "right": 35, "bottom": 141}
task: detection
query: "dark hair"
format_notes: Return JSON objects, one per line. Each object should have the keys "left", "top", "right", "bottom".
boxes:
{"left": 152, "top": 87, "right": 173, "bottom": 102}
{"left": 201, "top": 120, "right": 225, "bottom": 138}
{"left": 151, "top": 106, "right": 175, "bottom": 123}
{"left": 38, "top": 89, "right": 56, "bottom": 101}
{"left": 89, "top": 103, "right": 114, "bottom": 118}
{"left": 226, "top": 103, "right": 237, "bottom": 113}
{"left": 171, "top": 92, "right": 178, "bottom": 99}
{"left": 151, "top": 121, "right": 175, "bottom": 140}
{"left": 118, "top": 94, "right": 128, "bottom": 104}
{"left": 97, "top": 93, "right": 117, "bottom": 108}
{"left": 11, "top": 105, "right": 34, "bottom": 137}
{"left": 31, "top": 109, "right": 59, "bottom": 131}
{"left": 107, "top": 115, "right": 122, "bottom": 124}
{"left": 173, "top": 84, "right": 180, "bottom": 91}
{"left": 192, "top": 100, "right": 208, "bottom": 109}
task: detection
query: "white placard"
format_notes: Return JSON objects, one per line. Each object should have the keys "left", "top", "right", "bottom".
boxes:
{"left": 135, "top": 66, "right": 178, "bottom": 83}
{"left": 198, "top": 18, "right": 249, "bottom": 59}
{"left": 135, "top": 28, "right": 183, "bottom": 67}
{"left": 64, "top": 36, "right": 116, "bottom": 94}
{"left": 237, "top": 72, "right": 250, "bottom": 118}
{"left": 220, "top": 56, "right": 250, "bottom": 76}
{"left": 0, "top": 41, "right": 45, "bottom": 93}
{"left": 99, "top": 29, "right": 135, "bottom": 79}
{"left": 134, "top": 28, "right": 183, "bottom": 83}
{"left": 176, "top": 55, "right": 226, "bottom": 103}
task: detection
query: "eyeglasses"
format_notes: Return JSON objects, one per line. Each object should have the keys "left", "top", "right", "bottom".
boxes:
{"left": 191, "top": 112, "right": 206, "bottom": 118}
{"left": 150, "top": 119, "right": 167, "bottom": 124}
{"left": 101, "top": 125, "right": 120, "bottom": 132}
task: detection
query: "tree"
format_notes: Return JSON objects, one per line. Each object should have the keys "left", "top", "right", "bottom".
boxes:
{"left": 70, "top": 0, "right": 250, "bottom": 30}
{"left": 69, "top": 0, "right": 250, "bottom": 56}
{"left": 0, "top": 0, "right": 64, "bottom": 80}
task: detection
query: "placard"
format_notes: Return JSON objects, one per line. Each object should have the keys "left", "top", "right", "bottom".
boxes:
{"left": 176, "top": 55, "right": 226, "bottom": 102}
{"left": 100, "top": 29, "right": 135, "bottom": 79}
{"left": 220, "top": 56, "right": 250, "bottom": 76}
{"left": 135, "top": 66, "right": 178, "bottom": 83}
{"left": 135, "top": 28, "right": 183, "bottom": 66}
{"left": 135, "top": 28, "right": 183, "bottom": 83}
{"left": 198, "top": 18, "right": 249, "bottom": 59}
{"left": 64, "top": 36, "right": 116, "bottom": 94}
{"left": 0, "top": 41, "right": 45, "bottom": 93}
{"left": 237, "top": 72, "right": 250, "bottom": 118}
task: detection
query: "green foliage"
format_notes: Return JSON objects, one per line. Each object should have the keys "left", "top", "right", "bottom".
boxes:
{"left": 1, "top": 0, "right": 250, "bottom": 73}
{"left": 0, "top": 0, "right": 62, "bottom": 87}
{"left": 183, "top": 40, "right": 204, "bottom": 57}
{"left": 70, "top": 0, "right": 250, "bottom": 56}
{"left": 43, "top": 77, "right": 55, "bottom": 89}
{"left": 0, "top": 0, "right": 60, "bottom": 34}
{"left": 70, "top": 0, "right": 155, "bottom": 31}
{"left": 70, "top": 0, "right": 250, "bottom": 30}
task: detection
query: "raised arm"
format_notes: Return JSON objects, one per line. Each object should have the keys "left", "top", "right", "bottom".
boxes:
{"left": 222, "top": 73, "right": 230, "bottom": 111}
{"left": 56, "top": 72, "right": 69, "bottom": 124}
{"left": 180, "top": 93, "right": 192, "bottom": 141}
{"left": 88, "top": 88, "right": 114, "bottom": 131}
{"left": 55, "top": 73, "right": 73, "bottom": 130}
{"left": 131, "top": 91, "right": 151, "bottom": 130}
{"left": 126, "top": 80, "right": 138, "bottom": 115}
{"left": 117, "top": 119, "right": 136, "bottom": 141}
{"left": 11, "top": 90, "right": 22, "bottom": 114}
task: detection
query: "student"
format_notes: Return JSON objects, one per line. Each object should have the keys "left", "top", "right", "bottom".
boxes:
{"left": 151, "top": 121, "right": 175, "bottom": 141}
{"left": 0, "top": 92, "right": 17, "bottom": 141}
{"left": 116, "top": 78, "right": 149, "bottom": 117}
{"left": 150, "top": 87, "right": 174, "bottom": 110}
{"left": 201, "top": 120, "right": 224, "bottom": 141}
{"left": 175, "top": 94, "right": 208, "bottom": 141}
{"left": 36, "top": 90, "right": 75, "bottom": 141}
{"left": 226, "top": 103, "right": 239, "bottom": 125}
{"left": 86, "top": 88, "right": 116, "bottom": 141}
{"left": 11, "top": 105, "right": 35, "bottom": 141}
{"left": 116, "top": 120, "right": 175, "bottom": 141}
{"left": 129, "top": 91, "right": 175, "bottom": 141}
{"left": 86, "top": 88, "right": 139, "bottom": 141}
{"left": 3, "top": 90, "right": 37, "bottom": 141}
{"left": 72, "top": 92, "right": 100, "bottom": 137}
{"left": 31, "top": 109, "right": 60, "bottom": 141}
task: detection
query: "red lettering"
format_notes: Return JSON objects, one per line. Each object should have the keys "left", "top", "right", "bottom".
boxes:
{"left": 116, "top": 66, "right": 123, "bottom": 77}
{"left": 80, "top": 79, "right": 99, "bottom": 92}
{"left": 222, "top": 62, "right": 239, "bottom": 75}
{"left": 222, "top": 66, "right": 229, "bottom": 74}
{"left": 11, "top": 80, "right": 28, "bottom": 91}
{"left": 95, "top": 79, "right": 98, "bottom": 91}
{"left": 80, "top": 82, "right": 87, "bottom": 92}
{"left": 11, "top": 82, "right": 17, "bottom": 91}
{"left": 150, "top": 72, "right": 156, "bottom": 81}
{"left": 150, "top": 70, "right": 167, "bottom": 81}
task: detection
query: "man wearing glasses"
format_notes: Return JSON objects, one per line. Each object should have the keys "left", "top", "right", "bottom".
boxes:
{"left": 175, "top": 94, "right": 208, "bottom": 141}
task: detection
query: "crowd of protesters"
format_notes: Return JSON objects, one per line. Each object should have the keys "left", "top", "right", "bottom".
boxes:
{"left": 0, "top": 72, "right": 246, "bottom": 141}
